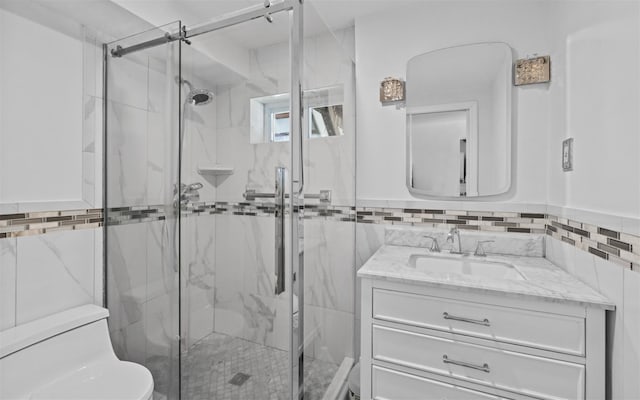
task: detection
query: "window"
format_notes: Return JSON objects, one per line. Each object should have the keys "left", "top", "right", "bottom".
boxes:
{"left": 249, "top": 85, "right": 344, "bottom": 144}
{"left": 270, "top": 110, "right": 290, "bottom": 142}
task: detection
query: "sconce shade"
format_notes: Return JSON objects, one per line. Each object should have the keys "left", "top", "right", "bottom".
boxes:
{"left": 514, "top": 55, "right": 550, "bottom": 85}
{"left": 380, "top": 77, "right": 405, "bottom": 104}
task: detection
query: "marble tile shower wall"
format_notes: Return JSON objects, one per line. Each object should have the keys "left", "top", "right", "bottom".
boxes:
{"left": 105, "top": 42, "right": 226, "bottom": 400}
{"left": 179, "top": 48, "right": 219, "bottom": 349}
{"left": 210, "top": 26, "right": 357, "bottom": 364}
{"left": 104, "top": 42, "right": 184, "bottom": 390}
{"left": 214, "top": 27, "right": 356, "bottom": 206}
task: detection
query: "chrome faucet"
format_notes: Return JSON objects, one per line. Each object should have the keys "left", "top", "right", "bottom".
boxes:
{"left": 422, "top": 235, "right": 441, "bottom": 252}
{"left": 174, "top": 182, "right": 203, "bottom": 207}
{"left": 447, "top": 227, "right": 464, "bottom": 254}
{"left": 474, "top": 240, "right": 495, "bottom": 257}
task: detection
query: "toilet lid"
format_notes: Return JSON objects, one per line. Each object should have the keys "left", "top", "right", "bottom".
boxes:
{"left": 31, "top": 360, "right": 154, "bottom": 400}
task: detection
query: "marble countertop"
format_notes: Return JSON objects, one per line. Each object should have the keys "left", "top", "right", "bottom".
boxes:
{"left": 358, "top": 245, "right": 615, "bottom": 310}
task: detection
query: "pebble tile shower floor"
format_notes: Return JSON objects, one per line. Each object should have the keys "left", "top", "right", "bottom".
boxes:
{"left": 181, "top": 332, "right": 339, "bottom": 400}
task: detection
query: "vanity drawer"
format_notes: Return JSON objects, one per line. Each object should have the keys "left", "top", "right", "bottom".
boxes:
{"left": 372, "top": 325, "right": 585, "bottom": 400}
{"left": 372, "top": 365, "right": 508, "bottom": 400}
{"left": 373, "top": 289, "right": 585, "bottom": 355}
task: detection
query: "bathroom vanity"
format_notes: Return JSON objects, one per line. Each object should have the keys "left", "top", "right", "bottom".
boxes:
{"left": 358, "top": 240, "right": 614, "bottom": 400}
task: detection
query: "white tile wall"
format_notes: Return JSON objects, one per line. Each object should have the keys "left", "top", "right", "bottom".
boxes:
{"left": 15, "top": 229, "right": 95, "bottom": 325}
{"left": 181, "top": 215, "right": 216, "bottom": 347}
{"left": 107, "top": 222, "right": 147, "bottom": 331}
{"left": 544, "top": 235, "right": 637, "bottom": 399}
{"left": 93, "top": 228, "right": 104, "bottom": 305}
{"left": 304, "top": 219, "right": 355, "bottom": 314}
{"left": 106, "top": 101, "right": 149, "bottom": 207}
{"left": 145, "top": 289, "right": 178, "bottom": 366}
{"left": 305, "top": 305, "right": 354, "bottom": 364}
{"left": 0, "top": 238, "right": 17, "bottom": 330}
{"left": 107, "top": 219, "right": 181, "bottom": 379}
{"left": 623, "top": 269, "right": 640, "bottom": 399}
{"left": 213, "top": 215, "right": 280, "bottom": 346}
{"left": 107, "top": 54, "right": 150, "bottom": 111}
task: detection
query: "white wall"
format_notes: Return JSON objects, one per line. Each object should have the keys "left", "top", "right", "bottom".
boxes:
{"left": 546, "top": 1, "right": 640, "bottom": 220}
{"left": 0, "top": 9, "right": 101, "bottom": 332}
{"left": 0, "top": 9, "right": 83, "bottom": 204}
{"left": 354, "top": 2, "right": 640, "bottom": 398}
{"left": 355, "top": 1, "right": 551, "bottom": 205}
{"left": 546, "top": 236, "right": 640, "bottom": 399}
{"left": 543, "top": 3, "right": 640, "bottom": 398}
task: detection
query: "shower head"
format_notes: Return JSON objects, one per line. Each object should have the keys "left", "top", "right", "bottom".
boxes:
{"left": 175, "top": 76, "right": 214, "bottom": 106}
{"left": 187, "top": 89, "right": 214, "bottom": 106}
{"left": 175, "top": 76, "right": 194, "bottom": 91}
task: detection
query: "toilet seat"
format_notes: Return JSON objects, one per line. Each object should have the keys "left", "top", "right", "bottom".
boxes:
{"left": 30, "top": 360, "right": 153, "bottom": 400}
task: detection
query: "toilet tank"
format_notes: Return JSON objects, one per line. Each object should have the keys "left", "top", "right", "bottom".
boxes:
{"left": 0, "top": 305, "right": 116, "bottom": 399}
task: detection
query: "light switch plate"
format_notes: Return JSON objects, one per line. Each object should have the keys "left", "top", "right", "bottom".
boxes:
{"left": 562, "top": 138, "right": 573, "bottom": 171}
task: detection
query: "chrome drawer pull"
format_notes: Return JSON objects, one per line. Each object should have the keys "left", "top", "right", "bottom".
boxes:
{"left": 442, "top": 355, "right": 490, "bottom": 373}
{"left": 443, "top": 312, "right": 490, "bottom": 326}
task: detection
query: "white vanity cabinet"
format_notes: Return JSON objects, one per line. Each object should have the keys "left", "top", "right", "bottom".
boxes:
{"left": 360, "top": 278, "right": 607, "bottom": 400}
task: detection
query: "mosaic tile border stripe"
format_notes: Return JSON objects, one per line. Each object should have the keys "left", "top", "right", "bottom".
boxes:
{"left": 1, "top": 204, "right": 638, "bottom": 270}
{"left": 106, "top": 202, "right": 357, "bottom": 226}
{"left": 355, "top": 207, "right": 639, "bottom": 271}
{"left": 356, "top": 208, "right": 548, "bottom": 234}
{"left": 0, "top": 208, "right": 103, "bottom": 238}
{"left": 546, "top": 215, "right": 640, "bottom": 270}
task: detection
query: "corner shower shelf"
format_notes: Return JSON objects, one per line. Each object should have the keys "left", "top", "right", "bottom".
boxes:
{"left": 197, "top": 164, "right": 234, "bottom": 176}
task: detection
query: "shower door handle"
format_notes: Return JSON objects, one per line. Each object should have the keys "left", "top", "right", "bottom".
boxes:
{"left": 274, "top": 166, "right": 286, "bottom": 295}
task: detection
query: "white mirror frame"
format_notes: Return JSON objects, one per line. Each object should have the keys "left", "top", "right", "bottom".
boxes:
{"left": 405, "top": 42, "right": 513, "bottom": 199}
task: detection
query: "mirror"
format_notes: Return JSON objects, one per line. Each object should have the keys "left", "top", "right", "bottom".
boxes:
{"left": 406, "top": 42, "right": 512, "bottom": 198}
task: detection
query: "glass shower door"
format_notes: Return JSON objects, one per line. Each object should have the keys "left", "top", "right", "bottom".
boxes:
{"left": 299, "top": 3, "right": 357, "bottom": 398}
{"left": 178, "top": 7, "right": 300, "bottom": 399}
{"left": 105, "top": 2, "right": 310, "bottom": 398}
{"left": 104, "top": 22, "right": 182, "bottom": 400}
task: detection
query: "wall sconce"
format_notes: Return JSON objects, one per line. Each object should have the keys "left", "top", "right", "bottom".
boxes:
{"left": 514, "top": 55, "right": 550, "bottom": 86}
{"left": 380, "top": 77, "right": 405, "bottom": 105}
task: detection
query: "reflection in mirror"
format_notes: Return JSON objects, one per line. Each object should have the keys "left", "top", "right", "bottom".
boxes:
{"left": 310, "top": 105, "right": 343, "bottom": 138}
{"left": 250, "top": 85, "right": 344, "bottom": 143}
{"left": 406, "top": 42, "right": 512, "bottom": 198}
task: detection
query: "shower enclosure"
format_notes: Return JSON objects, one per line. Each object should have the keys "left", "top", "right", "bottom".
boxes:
{"left": 104, "top": 1, "right": 356, "bottom": 399}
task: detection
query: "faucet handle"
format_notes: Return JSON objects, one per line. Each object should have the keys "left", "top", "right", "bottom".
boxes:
{"left": 474, "top": 240, "right": 495, "bottom": 257}
{"left": 423, "top": 235, "right": 441, "bottom": 252}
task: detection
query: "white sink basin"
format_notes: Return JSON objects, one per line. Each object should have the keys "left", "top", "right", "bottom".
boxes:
{"left": 409, "top": 254, "right": 526, "bottom": 280}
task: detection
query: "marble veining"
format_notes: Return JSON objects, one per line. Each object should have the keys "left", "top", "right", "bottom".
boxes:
{"left": 358, "top": 244, "right": 615, "bottom": 310}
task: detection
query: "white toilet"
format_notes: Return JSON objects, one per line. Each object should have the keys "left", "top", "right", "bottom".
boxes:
{"left": 0, "top": 304, "right": 153, "bottom": 400}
